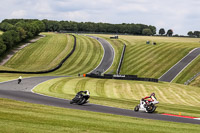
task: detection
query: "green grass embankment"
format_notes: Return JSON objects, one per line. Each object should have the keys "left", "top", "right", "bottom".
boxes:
{"left": 95, "top": 35, "right": 200, "bottom": 80}
{"left": 1, "top": 98, "right": 200, "bottom": 133}
{"left": 173, "top": 55, "right": 200, "bottom": 84}
{"left": 120, "top": 36, "right": 200, "bottom": 79}
{"left": 52, "top": 35, "right": 103, "bottom": 76}
{"left": 0, "top": 33, "right": 104, "bottom": 82}
{"left": 33, "top": 77, "right": 200, "bottom": 117}
{"left": 3, "top": 33, "right": 73, "bottom": 72}
{"left": 1, "top": 33, "right": 103, "bottom": 76}
{"left": 191, "top": 75, "right": 200, "bottom": 87}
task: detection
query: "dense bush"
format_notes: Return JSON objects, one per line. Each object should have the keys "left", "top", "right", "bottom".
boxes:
{"left": 0, "top": 36, "right": 6, "bottom": 55}
{"left": 0, "top": 19, "right": 45, "bottom": 57}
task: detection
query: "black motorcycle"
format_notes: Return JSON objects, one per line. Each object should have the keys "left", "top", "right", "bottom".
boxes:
{"left": 70, "top": 93, "right": 90, "bottom": 105}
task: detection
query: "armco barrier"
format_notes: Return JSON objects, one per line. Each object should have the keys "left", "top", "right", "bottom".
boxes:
{"left": 116, "top": 44, "right": 126, "bottom": 75}
{"left": 86, "top": 74, "right": 158, "bottom": 83}
{"left": 0, "top": 34, "right": 76, "bottom": 74}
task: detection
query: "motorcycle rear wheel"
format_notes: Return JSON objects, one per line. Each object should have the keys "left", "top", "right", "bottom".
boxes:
{"left": 134, "top": 105, "right": 139, "bottom": 112}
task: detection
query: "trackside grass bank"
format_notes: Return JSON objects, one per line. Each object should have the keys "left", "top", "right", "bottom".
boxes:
{"left": 93, "top": 35, "right": 200, "bottom": 82}
{"left": 173, "top": 55, "right": 200, "bottom": 85}
{"left": 191, "top": 75, "right": 200, "bottom": 87}
{"left": 51, "top": 34, "right": 103, "bottom": 75}
{"left": 33, "top": 77, "right": 200, "bottom": 117}
{"left": 3, "top": 33, "right": 73, "bottom": 71}
{"left": 0, "top": 98, "right": 200, "bottom": 133}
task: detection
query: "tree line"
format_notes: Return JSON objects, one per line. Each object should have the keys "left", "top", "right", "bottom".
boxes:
{"left": 0, "top": 19, "right": 45, "bottom": 57}
{"left": 42, "top": 19, "right": 156, "bottom": 35}
{"left": 187, "top": 31, "right": 200, "bottom": 38}
{"left": 0, "top": 19, "right": 157, "bottom": 58}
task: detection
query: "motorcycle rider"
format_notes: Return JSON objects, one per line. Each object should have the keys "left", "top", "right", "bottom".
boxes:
{"left": 77, "top": 90, "right": 90, "bottom": 101}
{"left": 142, "top": 93, "right": 157, "bottom": 106}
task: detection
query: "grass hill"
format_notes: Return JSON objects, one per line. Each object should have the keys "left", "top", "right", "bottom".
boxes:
{"left": 2, "top": 33, "right": 199, "bottom": 84}
{"left": 93, "top": 34, "right": 200, "bottom": 85}
{"left": 1, "top": 33, "right": 200, "bottom": 132}
{"left": 51, "top": 34, "right": 103, "bottom": 76}
{"left": 3, "top": 33, "right": 73, "bottom": 71}
{"left": 1, "top": 98, "right": 199, "bottom": 133}
{"left": 34, "top": 77, "right": 200, "bottom": 117}
{"left": 1, "top": 33, "right": 103, "bottom": 76}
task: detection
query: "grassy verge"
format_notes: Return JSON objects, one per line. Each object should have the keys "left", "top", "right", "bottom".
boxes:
{"left": 92, "top": 35, "right": 200, "bottom": 79}
{"left": 51, "top": 34, "right": 103, "bottom": 76}
{"left": 33, "top": 77, "right": 200, "bottom": 117}
{"left": 1, "top": 98, "right": 200, "bottom": 133}
{"left": 3, "top": 33, "right": 73, "bottom": 72}
{"left": 2, "top": 33, "right": 104, "bottom": 76}
{"left": 173, "top": 55, "right": 200, "bottom": 84}
{"left": 190, "top": 75, "right": 200, "bottom": 87}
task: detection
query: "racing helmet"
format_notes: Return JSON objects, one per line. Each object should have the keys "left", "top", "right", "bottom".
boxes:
{"left": 151, "top": 92, "right": 155, "bottom": 96}
{"left": 86, "top": 90, "right": 90, "bottom": 95}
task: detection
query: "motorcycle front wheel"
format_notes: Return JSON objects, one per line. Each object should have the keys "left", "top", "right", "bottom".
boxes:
{"left": 146, "top": 105, "right": 156, "bottom": 113}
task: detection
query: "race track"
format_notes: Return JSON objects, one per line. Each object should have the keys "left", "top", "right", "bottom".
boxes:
{"left": 0, "top": 36, "right": 200, "bottom": 125}
{"left": 0, "top": 77, "right": 200, "bottom": 125}
{"left": 159, "top": 48, "right": 200, "bottom": 82}
{"left": 87, "top": 35, "right": 115, "bottom": 74}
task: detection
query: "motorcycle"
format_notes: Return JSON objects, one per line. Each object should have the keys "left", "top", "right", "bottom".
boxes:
{"left": 70, "top": 93, "right": 90, "bottom": 105}
{"left": 134, "top": 99, "right": 159, "bottom": 113}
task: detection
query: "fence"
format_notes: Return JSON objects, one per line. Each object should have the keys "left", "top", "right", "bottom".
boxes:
{"left": 116, "top": 44, "right": 126, "bottom": 75}
{"left": 184, "top": 72, "right": 200, "bottom": 85}
{"left": 86, "top": 73, "right": 158, "bottom": 83}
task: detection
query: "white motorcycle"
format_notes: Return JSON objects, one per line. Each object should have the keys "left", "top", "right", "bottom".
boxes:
{"left": 134, "top": 99, "right": 159, "bottom": 113}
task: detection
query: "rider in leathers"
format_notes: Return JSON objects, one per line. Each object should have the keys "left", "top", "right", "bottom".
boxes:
{"left": 142, "top": 93, "right": 157, "bottom": 106}
{"left": 77, "top": 90, "right": 90, "bottom": 101}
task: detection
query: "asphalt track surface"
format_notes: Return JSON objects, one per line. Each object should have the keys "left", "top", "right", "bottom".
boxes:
{"left": 0, "top": 37, "right": 200, "bottom": 125}
{"left": 87, "top": 35, "right": 115, "bottom": 74}
{"left": 0, "top": 77, "right": 200, "bottom": 125}
{"left": 159, "top": 48, "right": 200, "bottom": 82}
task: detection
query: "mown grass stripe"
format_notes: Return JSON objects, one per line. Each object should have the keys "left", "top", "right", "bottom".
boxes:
{"left": 52, "top": 35, "right": 103, "bottom": 76}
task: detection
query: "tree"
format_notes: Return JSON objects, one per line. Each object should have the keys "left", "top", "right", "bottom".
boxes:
{"left": 0, "top": 22, "right": 14, "bottom": 31}
{"left": 194, "top": 31, "right": 200, "bottom": 37}
{"left": 0, "top": 36, "right": 6, "bottom": 55}
{"left": 2, "top": 30, "right": 14, "bottom": 49}
{"left": 167, "top": 29, "right": 173, "bottom": 36}
{"left": 187, "top": 31, "right": 193, "bottom": 37}
{"left": 149, "top": 25, "right": 156, "bottom": 35}
{"left": 142, "top": 28, "right": 153, "bottom": 36}
{"left": 159, "top": 28, "right": 165, "bottom": 35}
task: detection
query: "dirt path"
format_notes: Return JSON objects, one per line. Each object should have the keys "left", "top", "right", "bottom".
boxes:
{"left": 0, "top": 35, "right": 45, "bottom": 65}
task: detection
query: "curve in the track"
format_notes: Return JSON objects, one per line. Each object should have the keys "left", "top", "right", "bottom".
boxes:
{"left": 87, "top": 35, "right": 115, "bottom": 74}
{"left": 159, "top": 48, "right": 200, "bottom": 82}
{"left": 0, "top": 77, "right": 200, "bottom": 125}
